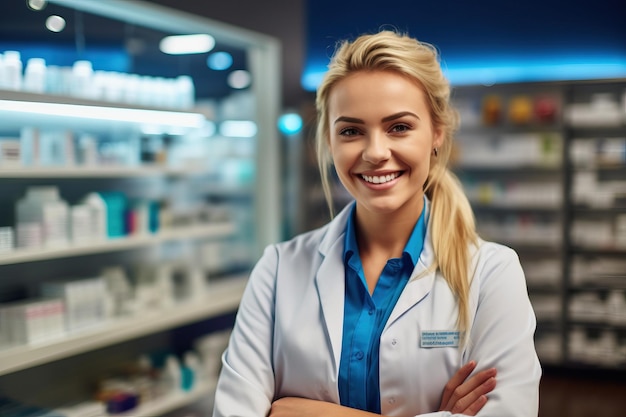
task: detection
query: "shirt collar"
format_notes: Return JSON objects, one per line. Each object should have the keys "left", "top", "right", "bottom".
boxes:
{"left": 343, "top": 197, "right": 428, "bottom": 269}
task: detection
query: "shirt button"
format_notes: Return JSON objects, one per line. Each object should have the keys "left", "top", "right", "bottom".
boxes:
{"left": 355, "top": 351, "right": 364, "bottom": 360}
{"left": 391, "top": 339, "right": 397, "bottom": 346}
{"left": 368, "top": 309, "right": 374, "bottom": 315}
{"left": 388, "top": 397, "right": 396, "bottom": 404}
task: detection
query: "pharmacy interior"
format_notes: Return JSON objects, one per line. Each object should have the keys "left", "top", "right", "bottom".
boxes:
{"left": 0, "top": 0, "right": 281, "bottom": 415}
{"left": 0, "top": 0, "right": 626, "bottom": 415}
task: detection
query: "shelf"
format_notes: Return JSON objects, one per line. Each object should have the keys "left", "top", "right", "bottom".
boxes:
{"left": 458, "top": 124, "right": 563, "bottom": 135}
{"left": 568, "top": 321, "right": 626, "bottom": 331}
{"left": 481, "top": 238, "right": 561, "bottom": 252}
{"left": 573, "top": 207, "right": 626, "bottom": 215}
{"left": 571, "top": 165, "right": 626, "bottom": 176}
{"left": 527, "top": 284, "right": 562, "bottom": 293}
{"left": 0, "top": 165, "right": 209, "bottom": 178}
{"left": 471, "top": 203, "right": 561, "bottom": 212}
{"left": 112, "top": 379, "right": 216, "bottom": 417}
{"left": 570, "top": 247, "right": 626, "bottom": 256}
{"left": 566, "top": 126, "right": 626, "bottom": 137}
{"left": 453, "top": 165, "right": 561, "bottom": 174}
{"left": 0, "top": 222, "right": 236, "bottom": 266}
{"left": 0, "top": 90, "right": 209, "bottom": 136}
{"left": 0, "top": 275, "right": 247, "bottom": 376}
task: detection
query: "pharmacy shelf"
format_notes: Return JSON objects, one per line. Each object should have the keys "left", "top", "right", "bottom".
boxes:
{"left": 0, "top": 222, "right": 236, "bottom": 266}
{"left": 457, "top": 125, "right": 563, "bottom": 135}
{"left": 0, "top": 89, "right": 211, "bottom": 130}
{"left": 112, "top": 379, "right": 217, "bottom": 417}
{"left": 454, "top": 165, "right": 561, "bottom": 174}
{"left": 470, "top": 203, "right": 561, "bottom": 212}
{"left": 573, "top": 207, "right": 626, "bottom": 214}
{"left": 570, "top": 247, "right": 626, "bottom": 256}
{"left": 567, "top": 126, "right": 626, "bottom": 137}
{"left": 0, "top": 275, "right": 247, "bottom": 376}
{"left": 0, "top": 165, "right": 208, "bottom": 178}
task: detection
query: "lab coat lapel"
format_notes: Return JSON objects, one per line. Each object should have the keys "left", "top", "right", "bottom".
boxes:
{"left": 385, "top": 265, "right": 436, "bottom": 328}
{"left": 315, "top": 204, "right": 352, "bottom": 374}
{"left": 385, "top": 221, "right": 437, "bottom": 329}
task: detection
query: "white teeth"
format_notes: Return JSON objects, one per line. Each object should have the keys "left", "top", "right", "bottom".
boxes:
{"left": 361, "top": 172, "right": 400, "bottom": 184}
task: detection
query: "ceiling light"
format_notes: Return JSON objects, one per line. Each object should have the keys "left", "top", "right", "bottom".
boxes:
{"left": 45, "top": 15, "right": 65, "bottom": 32}
{"left": 27, "top": 0, "right": 47, "bottom": 11}
{"left": 227, "top": 70, "right": 251, "bottom": 89}
{"left": 159, "top": 34, "right": 215, "bottom": 55}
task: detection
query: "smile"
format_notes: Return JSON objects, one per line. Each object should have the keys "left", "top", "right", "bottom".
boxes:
{"left": 361, "top": 172, "right": 402, "bottom": 184}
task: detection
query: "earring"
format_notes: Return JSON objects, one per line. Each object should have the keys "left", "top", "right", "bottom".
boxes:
{"left": 432, "top": 148, "right": 439, "bottom": 157}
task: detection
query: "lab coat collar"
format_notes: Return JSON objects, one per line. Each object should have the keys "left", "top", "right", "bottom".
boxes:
{"left": 315, "top": 199, "right": 437, "bottom": 371}
{"left": 316, "top": 202, "right": 352, "bottom": 373}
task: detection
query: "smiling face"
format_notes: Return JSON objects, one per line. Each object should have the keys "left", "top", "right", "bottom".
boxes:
{"left": 328, "top": 70, "right": 443, "bottom": 221}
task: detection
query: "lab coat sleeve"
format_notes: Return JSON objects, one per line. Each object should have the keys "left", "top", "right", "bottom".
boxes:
{"left": 463, "top": 245, "right": 541, "bottom": 417}
{"left": 212, "top": 245, "right": 278, "bottom": 417}
{"left": 412, "top": 245, "right": 541, "bottom": 417}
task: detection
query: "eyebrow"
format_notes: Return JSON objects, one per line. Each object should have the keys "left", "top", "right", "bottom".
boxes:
{"left": 382, "top": 111, "right": 420, "bottom": 123}
{"left": 334, "top": 111, "right": 420, "bottom": 125}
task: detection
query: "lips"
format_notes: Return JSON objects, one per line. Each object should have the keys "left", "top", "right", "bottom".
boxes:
{"left": 360, "top": 171, "right": 402, "bottom": 184}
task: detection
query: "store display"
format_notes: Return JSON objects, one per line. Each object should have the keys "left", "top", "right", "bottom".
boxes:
{"left": 0, "top": 0, "right": 280, "bottom": 412}
{"left": 452, "top": 79, "right": 626, "bottom": 370}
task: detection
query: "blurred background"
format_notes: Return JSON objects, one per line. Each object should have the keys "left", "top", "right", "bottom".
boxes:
{"left": 0, "top": 0, "right": 625, "bottom": 416}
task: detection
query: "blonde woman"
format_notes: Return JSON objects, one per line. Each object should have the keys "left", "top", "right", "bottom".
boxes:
{"left": 213, "top": 30, "right": 541, "bottom": 417}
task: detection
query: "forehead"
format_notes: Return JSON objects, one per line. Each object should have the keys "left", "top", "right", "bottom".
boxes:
{"left": 328, "top": 70, "right": 428, "bottom": 115}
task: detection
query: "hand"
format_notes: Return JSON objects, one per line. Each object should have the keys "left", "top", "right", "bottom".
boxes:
{"left": 438, "top": 361, "right": 497, "bottom": 416}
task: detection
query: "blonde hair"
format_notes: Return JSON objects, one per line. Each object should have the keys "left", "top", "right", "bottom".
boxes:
{"left": 315, "top": 30, "right": 478, "bottom": 332}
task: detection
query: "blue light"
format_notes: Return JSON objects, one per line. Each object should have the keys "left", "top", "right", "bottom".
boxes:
{"left": 443, "top": 57, "right": 626, "bottom": 86}
{"left": 302, "top": 55, "right": 626, "bottom": 89}
{"left": 278, "top": 113, "right": 303, "bottom": 135}
{"left": 301, "top": 69, "right": 327, "bottom": 91}
{"left": 207, "top": 52, "right": 233, "bottom": 70}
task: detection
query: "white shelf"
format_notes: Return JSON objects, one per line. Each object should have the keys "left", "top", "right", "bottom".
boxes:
{"left": 0, "top": 275, "right": 248, "bottom": 376}
{"left": 0, "top": 165, "right": 209, "bottom": 178}
{"left": 0, "top": 89, "right": 209, "bottom": 133}
{"left": 0, "top": 222, "right": 236, "bottom": 266}
{"left": 112, "top": 379, "right": 217, "bottom": 417}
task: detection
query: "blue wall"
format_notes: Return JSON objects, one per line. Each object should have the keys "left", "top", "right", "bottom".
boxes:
{"left": 303, "top": 0, "right": 626, "bottom": 89}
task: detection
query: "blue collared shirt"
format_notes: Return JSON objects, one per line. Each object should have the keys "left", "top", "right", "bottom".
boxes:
{"left": 338, "top": 201, "right": 427, "bottom": 413}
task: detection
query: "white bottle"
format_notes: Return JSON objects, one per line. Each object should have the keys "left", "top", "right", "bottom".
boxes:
{"left": 175, "top": 75, "right": 195, "bottom": 109}
{"left": 81, "top": 192, "right": 107, "bottom": 241}
{"left": 16, "top": 186, "right": 69, "bottom": 248}
{"left": 71, "top": 60, "right": 94, "bottom": 98}
{"left": 23, "top": 57, "right": 47, "bottom": 93}
{"left": 161, "top": 355, "right": 182, "bottom": 393}
{"left": 3, "top": 51, "right": 23, "bottom": 91}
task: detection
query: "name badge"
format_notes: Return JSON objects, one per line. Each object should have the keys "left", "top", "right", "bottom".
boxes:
{"left": 420, "top": 330, "right": 460, "bottom": 348}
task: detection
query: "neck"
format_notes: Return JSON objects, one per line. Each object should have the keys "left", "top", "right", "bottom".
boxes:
{"left": 355, "top": 199, "right": 424, "bottom": 259}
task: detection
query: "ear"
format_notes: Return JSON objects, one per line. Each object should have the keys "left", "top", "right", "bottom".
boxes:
{"left": 433, "top": 126, "right": 444, "bottom": 150}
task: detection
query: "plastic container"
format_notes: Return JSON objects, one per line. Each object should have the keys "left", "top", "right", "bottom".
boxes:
{"left": 23, "top": 57, "right": 47, "bottom": 93}
{"left": 2, "top": 50, "right": 23, "bottom": 90}
{"left": 81, "top": 192, "right": 108, "bottom": 241}
{"left": 98, "top": 191, "right": 127, "bottom": 238}
{"left": 16, "top": 186, "right": 69, "bottom": 248}
{"left": 71, "top": 60, "right": 94, "bottom": 98}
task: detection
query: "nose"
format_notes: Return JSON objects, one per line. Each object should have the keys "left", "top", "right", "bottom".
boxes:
{"left": 362, "top": 132, "right": 391, "bottom": 164}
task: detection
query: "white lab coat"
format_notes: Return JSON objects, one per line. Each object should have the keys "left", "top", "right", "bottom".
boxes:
{"left": 213, "top": 201, "right": 541, "bottom": 417}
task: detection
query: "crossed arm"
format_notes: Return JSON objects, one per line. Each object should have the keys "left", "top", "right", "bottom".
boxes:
{"left": 269, "top": 361, "right": 497, "bottom": 417}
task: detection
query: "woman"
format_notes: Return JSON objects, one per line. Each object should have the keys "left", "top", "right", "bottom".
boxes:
{"left": 213, "top": 30, "right": 541, "bottom": 417}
